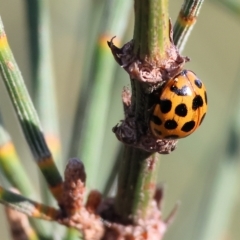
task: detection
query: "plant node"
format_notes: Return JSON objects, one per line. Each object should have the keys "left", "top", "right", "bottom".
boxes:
{"left": 108, "top": 24, "right": 189, "bottom": 154}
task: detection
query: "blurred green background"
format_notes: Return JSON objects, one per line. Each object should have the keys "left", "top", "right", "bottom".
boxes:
{"left": 0, "top": 1, "right": 240, "bottom": 240}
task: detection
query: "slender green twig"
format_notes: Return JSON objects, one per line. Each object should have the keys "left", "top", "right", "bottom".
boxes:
{"left": 25, "top": 0, "right": 62, "bottom": 216}
{"left": 0, "top": 186, "right": 59, "bottom": 221}
{"left": 0, "top": 114, "right": 53, "bottom": 240}
{"left": 134, "top": 0, "right": 170, "bottom": 59}
{"left": 65, "top": 2, "right": 107, "bottom": 239}
{"left": 68, "top": 1, "right": 105, "bottom": 158}
{"left": 0, "top": 17, "right": 63, "bottom": 202}
{"left": 72, "top": 1, "right": 132, "bottom": 187}
{"left": 0, "top": 125, "right": 35, "bottom": 199}
{"left": 25, "top": 0, "right": 61, "bottom": 158}
{"left": 115, "top": 147, "right": 159, "bottom": 221}
{"left": 114, "top": 0, "right": 170, "bottom": 223}
{"left": 173, "top": 0, "right": 205, "bottom": 52}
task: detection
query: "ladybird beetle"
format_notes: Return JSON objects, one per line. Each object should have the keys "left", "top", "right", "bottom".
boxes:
{"left": 150, "top": 70, "right": 207, "bottom": 139}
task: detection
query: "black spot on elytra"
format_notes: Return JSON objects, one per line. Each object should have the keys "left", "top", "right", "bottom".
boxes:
{"left": 164, "top": 120, "right": 178, "bottom": 130}
{"left": 170, "top": 85, "right": 190, "bottom": 96}
{"left": 154, "top": 129, "right": 162, "bottom": 136}
{"left": 164, "top": 135, "right": 179, "bottom": 139}
{"left": 199, "top": 113, "right": 206, "bottom": 125}
{"left": 159, "top": 99, "right": 172, "bottom": 113}
{"left": 194, "top": 79, "right": 202, "bottom": 89}
{"left": 175, "top": 103, "right": 187, "bottom": 117}
{"left": 204, "top": 91, "right": 207, "bottom": 104}
{"left": 181, "top": 121, "right": 195, "bottom": 132}
{"left": 151, "top": 115, "right": 162, "bottom": 125}
{"left": 192, "top": 95, "right": 203, "bottom": 110}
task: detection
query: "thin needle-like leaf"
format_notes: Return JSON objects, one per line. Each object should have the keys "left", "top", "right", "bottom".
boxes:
{"left": 72, "top": 1, "right": 132, "bottom": 187}
{"left": 24, "top": 1, "right": 63, "bottom": 221}
{"left": 0, "top": 17, "right": 63, "bottom": 203}
{"left": 173, "top": 0, "right": 205, "bottom": 52}
{"left": 25, "top": 0, "right": 61, "bottom": 163}
{"left": 0, "top": 125, "right": 35, "bottom": 199}
{"left": 0, "top": 186, "right": 59, "bottom": 221}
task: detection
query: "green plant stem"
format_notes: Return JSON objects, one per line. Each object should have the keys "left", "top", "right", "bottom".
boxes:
{"left": 0, "top": 18, "right": 63, "bottom": 202}
{"left": 0, "top": 125, "right": 35, "bottom": 199}
{"left": 25, "top": 0, "right": 61, "bottom": 150}
{"left": 0, "top": 115, "right": 53, "bottom": 240}
{"left": 173, "top": 0, "right": 205, "bottom": 52}
{"left": 25, "top": 0, "right": 62, "bottom": 217}
{"left": 0, "top": 123, "right": 47, "bottom": 239}
{"left": 72, "top": 1, "right": 132, "bottom": 188}
{"left": 78, "top": 42, "right": 116, "bottom": 187}
{"left": 0, "top": 186, "right": 59, "bottom": 221}
{"left": 134, "top": 0, "right": 169, "bottom": 59}
{"left": 68, "top": 1, "right": 105, "bottom": 158}
{"left": 65, "top": 3, "right": 105, "bottom": 240}
{"left": 115, "top": 147, "right": 160, "bottom": 221}
{"left": 114, "top": 0, "right": 169, "bottom": 223}
{"left": 103, "top": 146, "right": 123, "bottom": 197}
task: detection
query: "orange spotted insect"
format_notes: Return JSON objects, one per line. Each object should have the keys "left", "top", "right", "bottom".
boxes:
{"left": 150, "top": 70, "right": 207, "bottom": 139}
